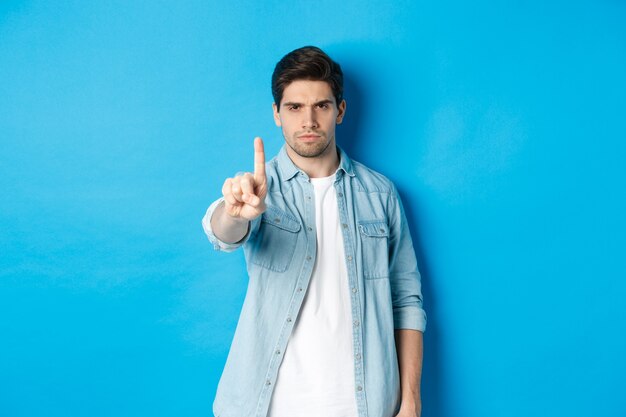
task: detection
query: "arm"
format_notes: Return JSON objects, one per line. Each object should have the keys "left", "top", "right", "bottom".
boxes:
{"left": 394, "top": 329, "right": 423, "bottom": 417}
{"left": 387, "top": 185, "right": 427, "bottom": 416}
{"left": 203, "top": 137, "right": 267, "bottom": 247}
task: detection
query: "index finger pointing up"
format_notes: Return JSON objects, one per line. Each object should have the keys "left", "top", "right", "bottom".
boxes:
{"left": 254, "top": 137, "right": 266, "bottom": 184}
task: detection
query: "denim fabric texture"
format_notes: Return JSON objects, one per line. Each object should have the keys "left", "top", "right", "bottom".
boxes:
{"left": 202, "top": 145, "right": 426, "bottom": 417}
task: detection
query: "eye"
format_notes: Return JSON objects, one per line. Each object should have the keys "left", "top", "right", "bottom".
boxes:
{"left": 317, "top": 103, "right": 329, "bottom": 109}
{"left": 288, "top": 104, "right": 300, "bottom": 111}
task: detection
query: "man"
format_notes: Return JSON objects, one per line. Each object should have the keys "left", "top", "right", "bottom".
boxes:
{"left": 202, "top": 46, "right": 426, "bottom": 417}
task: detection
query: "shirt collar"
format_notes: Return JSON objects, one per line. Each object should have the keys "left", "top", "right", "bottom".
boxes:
{"left": 277, "top": 144, "right": 356, "bottom": 182}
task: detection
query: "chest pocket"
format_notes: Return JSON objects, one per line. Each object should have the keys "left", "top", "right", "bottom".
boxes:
{"left": 250, "top": 206, "right": 301, "bottom": 273}
{"left": 358, "top": 219, "right": 390, "bottom": 279}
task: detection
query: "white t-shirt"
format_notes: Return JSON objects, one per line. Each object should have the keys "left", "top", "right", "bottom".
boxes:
{"left": 267, "top": 174, "right": 358, "bottom": 417}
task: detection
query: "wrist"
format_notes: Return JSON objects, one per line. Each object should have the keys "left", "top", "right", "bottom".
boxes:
{"left": 225, "top": 211, "right": 249, "bottom": 224}
{"left": 399, "top": 395, "right": 421, "bottom": 413}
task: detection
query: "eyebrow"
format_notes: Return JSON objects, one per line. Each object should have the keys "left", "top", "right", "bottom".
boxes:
{"left": 282, "top": 99, "right": 334, "bottom": 107}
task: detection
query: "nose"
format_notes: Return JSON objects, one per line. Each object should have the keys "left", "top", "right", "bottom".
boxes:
{"left": 302, "top": 106, "right": 318, "bottom": 129}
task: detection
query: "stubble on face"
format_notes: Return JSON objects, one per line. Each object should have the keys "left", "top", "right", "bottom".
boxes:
{"left": 284, "top": 130, "right": 334, "bottom": 159}
{"left": 273, "top": 80, "right": 345, "bottom": 163}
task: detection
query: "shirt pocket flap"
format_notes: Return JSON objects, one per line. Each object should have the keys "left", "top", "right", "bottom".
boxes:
{"left": 358, "top": 220, "right": 389, "bottom": 237}
{"left": 262, "top": 206, "right": 301, "bottom": 233}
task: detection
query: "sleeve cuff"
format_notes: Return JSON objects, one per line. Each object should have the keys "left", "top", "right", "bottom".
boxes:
{"left": 393, "top": 306, "right": 427, "bottom": 332}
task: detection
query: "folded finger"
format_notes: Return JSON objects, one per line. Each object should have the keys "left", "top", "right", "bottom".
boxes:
{"left": 240, "top": 173, "right": 255, "bottom": 195}
{"left": 223, "top": 190, "right": 239, "bottom": 206}
{"left": 231, "top": 178, "right": 244, "bottom": 202}
{"left": 243, "top": 192, "right": 261, "bottom": 207}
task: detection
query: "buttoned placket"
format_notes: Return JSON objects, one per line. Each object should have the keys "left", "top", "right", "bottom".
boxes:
{"left": 207, "top": 146, "right": 426, "bottom": 417}
{"left": 255, "top": 171, "right": 319, "bottom": 417}
{"left": 335, "top": 172, "right": 368, "bottom": 417}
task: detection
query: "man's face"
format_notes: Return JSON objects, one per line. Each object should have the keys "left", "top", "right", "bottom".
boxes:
{"left": 273, "top": 80, "right": 346, "bottom": 159}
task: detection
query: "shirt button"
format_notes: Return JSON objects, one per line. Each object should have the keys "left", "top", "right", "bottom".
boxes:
{"left": 297, "top": 287, "right": 303, "bottom": 292}
{"left": 338, "top": 192, "right": 343, "bottom": 197}
{"left": 307, "top": 226, "right": 312, "bottom": 231}
{"left": 342, "top": 223, "right": 348, "bottom": 229}
{"left": 307, "top": 196, "right": 311, "bottom": 200}
{"left": 266, "top": 380, "right": 272, "bottom": 386}
{"left": 287, "top": 317, "right": 292, "bottom": 322}
{"left": 276, "top": 350, "right": 281, "bottom": 355}
{"left": 352, "top": 287, "right": 357, "bottom": 293}
{"left": 357, "top": 385, "right": 363, "bottom": 391}
{"left": 347, "top": 255, "right": 353, "bottom": 261}
{"left": 356, "top": 353, "right": 361, "bottom": 360}
{"left": 354, "top": 320, "right": 360, "bottom": 327}
{"left": 306, "top": 256, "right": 312, "bottom": 261}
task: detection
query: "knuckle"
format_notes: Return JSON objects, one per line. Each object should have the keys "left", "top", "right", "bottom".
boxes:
{"left": 242, "top": 179, "right": 253, "bottom": 189}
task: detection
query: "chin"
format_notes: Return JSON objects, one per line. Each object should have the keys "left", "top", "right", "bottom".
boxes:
{"left": 291, "top": 141, "right": 330, "bottom": 158}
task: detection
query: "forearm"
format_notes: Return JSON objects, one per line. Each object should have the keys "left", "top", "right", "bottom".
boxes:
{"left": 210, "top": 200, "right": 250, "bottom": 244}
{"left": 394, "top": 329, "right": 423, "bottom": 416}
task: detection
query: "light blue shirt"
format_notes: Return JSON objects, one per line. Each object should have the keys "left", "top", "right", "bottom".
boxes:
{"left": 202, "top": 145, "right": 426, "bottom": 417}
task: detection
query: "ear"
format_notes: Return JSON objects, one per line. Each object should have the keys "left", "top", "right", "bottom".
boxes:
{"left": 272, "top": 103, "right": 282, "bottom": 127}
{"left": 336, "top": 99, "right": 346, "bottom": 124}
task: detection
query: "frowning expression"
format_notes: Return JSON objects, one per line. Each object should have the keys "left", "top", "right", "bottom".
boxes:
{"left": 273, "top": 80, "right": 346, "bottom": 159}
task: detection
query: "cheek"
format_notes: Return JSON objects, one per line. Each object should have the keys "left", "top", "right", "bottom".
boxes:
{"left": 281, "top": 125, "right": 295, "bottom": 139}
{"left": 325, "top": 113, "right": 339, "bottom": 126}
{"left": 323, "top": 119, "right": 337, "bottom": 133}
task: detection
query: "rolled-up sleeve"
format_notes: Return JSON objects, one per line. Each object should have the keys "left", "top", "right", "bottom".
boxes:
{"left": 388, "top": 186, "right": 427, "bottom": 332}
{"left": 201, "top": 197, "right": 253, "bottom": 252}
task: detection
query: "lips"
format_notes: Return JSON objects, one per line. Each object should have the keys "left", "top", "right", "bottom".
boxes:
{"left": 298, "top": 133, "right": 322, "bottom": 141}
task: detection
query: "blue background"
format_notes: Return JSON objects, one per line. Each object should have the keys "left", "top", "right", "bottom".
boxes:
{"left": 1, "top": 1, "right": 625, "bottom": 416}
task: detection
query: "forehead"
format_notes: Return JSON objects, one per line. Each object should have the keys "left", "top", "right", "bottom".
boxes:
{"left": 281, "top": 80, "right": 335, "bottom": 103}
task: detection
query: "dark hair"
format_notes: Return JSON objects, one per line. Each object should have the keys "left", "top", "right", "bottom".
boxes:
{"left": 271, "top": 46, "right": 344, "bottom": 110}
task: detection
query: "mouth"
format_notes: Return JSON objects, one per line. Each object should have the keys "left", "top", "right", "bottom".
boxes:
{"left": 297, "top": 133, "right": 322, "bottom": 142}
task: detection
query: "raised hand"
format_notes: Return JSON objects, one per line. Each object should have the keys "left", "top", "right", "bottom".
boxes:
{"left": 221, "top": 137, "right": 268, "bottom": 221}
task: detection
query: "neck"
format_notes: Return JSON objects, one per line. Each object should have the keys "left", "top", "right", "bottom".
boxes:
{"left": 286, "top": 140, "right": 340, "bottom": 178}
